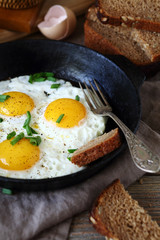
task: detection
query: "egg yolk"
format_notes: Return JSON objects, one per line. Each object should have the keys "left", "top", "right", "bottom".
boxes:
{"left": 0, "top": 138, "right": 40, "bottom": 171}
{"left": 44, "top": 98, "right": 86, "bottom": 128}
{"left": 0, "top": 91, "right": 34, "bottom": 116}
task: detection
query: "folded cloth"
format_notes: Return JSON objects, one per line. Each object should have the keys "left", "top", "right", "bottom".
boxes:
{"left": 0, "top": 72, "right": 159, "bottom": 240}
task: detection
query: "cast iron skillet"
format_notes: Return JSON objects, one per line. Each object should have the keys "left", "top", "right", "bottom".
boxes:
{"left": 0, "top": 39, "right": 145, "bottom": 192}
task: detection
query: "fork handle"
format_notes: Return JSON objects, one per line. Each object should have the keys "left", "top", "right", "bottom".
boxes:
{"left": 104, "top": 112, "right": 160, "bottom": 173}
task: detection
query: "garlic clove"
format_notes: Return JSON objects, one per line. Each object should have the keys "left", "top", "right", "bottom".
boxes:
{"left": 37, "top": 5, "right": 77, "bottom": 40}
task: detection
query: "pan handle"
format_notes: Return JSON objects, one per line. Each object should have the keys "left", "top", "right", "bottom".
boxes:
{"left": 106, "top": 55, "right": 146, "bottom": 90}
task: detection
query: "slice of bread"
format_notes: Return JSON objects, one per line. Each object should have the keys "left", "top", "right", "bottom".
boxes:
{"left": 90, "top": 179, "right": 160, "bottom": 240}
{"left": 131, "top": 29, "right": 160, "bottom": 62}
{"left": 84, "top": 6, "right": 160, "bottom": 65}
{"left": 71, "top": 128, "right": 121, "bottom": 167}
{"left": 96, "top": 0, "right": 160, "bottom": 33}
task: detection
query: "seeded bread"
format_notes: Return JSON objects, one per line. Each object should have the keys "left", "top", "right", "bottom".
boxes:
{"left": 132, "top": 29, "right": 160, "bottom": 62}
{"left": 84, "top": 6, "right": 160, "bottom": 65}
{"left": 71, "top": 128, "right": 121, "bottom": 167}
{"left": 96, "top": 0, "right": 160, "bottom": 33}
{"left": 90, "top": 179, "right": 160, "bottom": 240}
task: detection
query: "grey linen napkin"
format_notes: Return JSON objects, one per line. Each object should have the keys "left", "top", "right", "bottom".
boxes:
{"left": 0, "top": 72, "right": 160, "bottom": 240}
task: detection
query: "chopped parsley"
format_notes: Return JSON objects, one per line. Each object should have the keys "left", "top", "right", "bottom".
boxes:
{"left": 0, "top": 118, "right": 3, "bottom": 123}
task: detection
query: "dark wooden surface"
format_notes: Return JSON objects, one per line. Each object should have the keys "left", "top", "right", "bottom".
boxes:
{"left": 25, "top": 15, "right": 160, "bottom": 240}
{"left": 68, "top": 175, "right": 160, "bottom": 239}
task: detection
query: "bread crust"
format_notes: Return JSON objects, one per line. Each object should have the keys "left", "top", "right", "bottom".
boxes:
{"left": 84, "top": 20, "right": 122, "bottom": 56}
{"left": 132, "top": 29, "right": 160, "bottom": 62}
{"left": 90, "top": 179, "right": 120, "bottom": 239}
{"left": 71, "top": 128, "right": 121, "bottom": 167}
{"left": 84, "top": 17, "right": 151, "bottom": 66}
{"left": 96, "top": 0, "right": 160, "bottom": 33}
{"left": 90, "top": 179, "right": 160, "bottom": 240}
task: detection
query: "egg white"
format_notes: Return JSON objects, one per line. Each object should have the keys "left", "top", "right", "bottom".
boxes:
{"left": 0, "top": 75, "right": 106, "bottom": 179}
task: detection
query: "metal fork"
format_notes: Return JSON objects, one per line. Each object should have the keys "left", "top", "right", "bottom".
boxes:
{"left": 79, "top": 80, "right": 160, "bottom": 173}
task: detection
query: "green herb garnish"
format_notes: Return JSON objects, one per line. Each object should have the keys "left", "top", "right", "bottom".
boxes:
{"left": 2, "top": 188, "right": 13, "bottom": 195}
{"left": 56, "top": 114, "right": 64, "bottom": 123}
{"left": 0, "top": 95, "right": 10, "bottom": 102}
{"left": 47, "top": 76, "right": 56, "bottom": 82}
{"left": 67, "top": 157, "right": 71, "bottom": 161}
{"left": 68, "top": 149, "right": 77, "bottom": 153}
{"left": 0, "top": 118, "right": 3, "bottom": 123}
{"left": 25, "top": 125, "right": 32, "bottom": 136}
{"left": 25, "top": 136, "right": 41, "bottom": 146}
{"left": 7, "top": 131, "right": 16, "bottom": 140}
{"left": 23, "top": 111, "right": 38, "bottom": 136}
{"left": 23, "top": 111, "right": 31, "bottom": 127}
{"left": 75, "top": 95, "right": 80, "bottom": 101}
{"left": 30, "top": 128, "right": 38, "bottom": 134}
{"left": 45, "top": 72, "right": 54, "bottom": 77}
{"left": 29, "top": 72, "right": 56, "bottom": 84}
{"left": 10, "top": 132, "right": 24, "bottom": 146}
{"left": 32, "top": 77, "right": 45, "bottom": 82}
{"left": 23, "top": 111, "right": 32, "bottom": 135}
{"left": 51, "top": 83, "right": 61, "bottom": 89}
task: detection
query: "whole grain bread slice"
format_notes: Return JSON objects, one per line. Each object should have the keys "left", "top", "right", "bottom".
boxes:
{"left": 96, "top": 0, "right": 160, "bottom": 33}
{"left": 131, "top": 29, "right": 160, "bottom": 62}
{"left": 84, "top": 6, "right": 151, "bottom": 65}
{"left": 85, "top": 6, "right": 160, "bottom": 65}
{"left": 71, "top": 128, "right": 121, "bottom": 167}
{"left": 90, "top": 179, "right": 160, "bottom": 240}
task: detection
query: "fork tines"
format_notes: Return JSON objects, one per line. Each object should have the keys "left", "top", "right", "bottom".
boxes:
{"left": 79, "top": 80, "right": 112, "bottom": 111}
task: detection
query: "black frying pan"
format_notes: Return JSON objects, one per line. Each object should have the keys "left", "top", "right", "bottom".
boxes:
{"left": 0, "top": 39, "right": 145, "bottom": 191}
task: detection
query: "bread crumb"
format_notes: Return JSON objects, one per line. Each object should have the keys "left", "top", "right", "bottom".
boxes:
{"left": 139, "top": 178, "right": 143, "bottom": 184}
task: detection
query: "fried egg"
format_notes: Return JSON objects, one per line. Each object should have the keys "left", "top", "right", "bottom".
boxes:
{"left": 0, "top": 75, "right": 106, "bottom": 179}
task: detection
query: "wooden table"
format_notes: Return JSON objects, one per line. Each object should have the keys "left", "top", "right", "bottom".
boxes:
{"left": 11, "top": 14, "right": 160, "bottom": 240}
